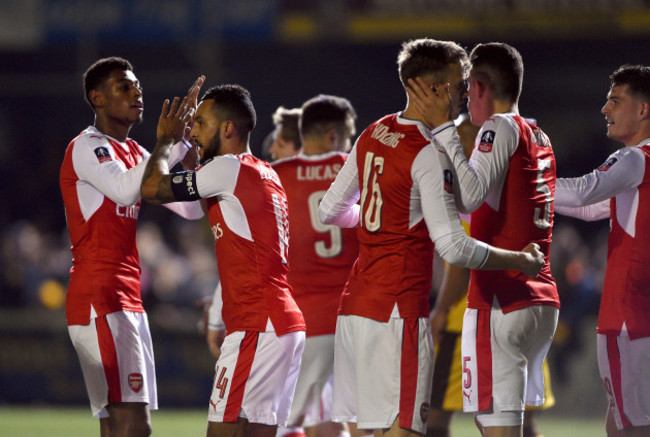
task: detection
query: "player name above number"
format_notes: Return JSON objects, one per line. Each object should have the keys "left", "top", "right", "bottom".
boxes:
{"left": 259, "top": 166, "right": 281, "bottom": 183}
{"left": 371, "top": 123, "right": 404, "bottom": 148}
{"left": 296, "top": 163, "right": 341, "bottom": 181}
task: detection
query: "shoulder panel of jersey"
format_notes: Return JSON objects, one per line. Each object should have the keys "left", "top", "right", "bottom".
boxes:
{"left": 84, "top": 125, "right": 145, "bottom": 168}
{"left": 272, "top": 151, "right": 358, "bottom": 336}
{"left": 340, "top": 113, "right": 434, "bottom": 322}
{"left": 600, "top": 142, "right": 650, "bottom": 338}
{"left": 205, "top": 153, "right": 304, "bottom": 335}
{"left": 469, "top": 114, "right": 558, "bottom": 312}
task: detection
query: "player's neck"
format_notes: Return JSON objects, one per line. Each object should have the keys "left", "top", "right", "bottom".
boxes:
{"left": 302, "top": 140, "right": 332, "bottom": 156}
{"left": 493, "top": 99, "right": 518, "bottom": 116}
{"left": 623, "top": 128, "right": 650, "bottom": 147}
{"left": 220, "top": 140, "right": 250, "bottom": 156}
{"left": 402, "top": 106, "right": 438, "bottom": 129}
{"left": 630, "top": 120, "right": 650, "bottom": 146}
{"left": 94, "top": 116, "right": 131, "bottom": 143}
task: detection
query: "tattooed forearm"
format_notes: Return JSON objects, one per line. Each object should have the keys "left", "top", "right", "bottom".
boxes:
{"left": 141, "top": 140, "right": 175, "bottom": 204}
{"left": 155, "top": 174, "right": 177, "bottom": 203}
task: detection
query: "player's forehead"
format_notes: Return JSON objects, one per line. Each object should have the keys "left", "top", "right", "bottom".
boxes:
{"left": 445, "top": 61, "right": 467, "bottom": 83}
{"left": 196, "top": 99, "right": 218, "bottom": 121}
{"left": 608, "top": 83, "right": 632, "bottom": 100}
{"left": 105, "top": 69, "right": 139, "bottom": 88}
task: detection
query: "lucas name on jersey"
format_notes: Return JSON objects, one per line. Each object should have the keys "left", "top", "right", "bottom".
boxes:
{"left": 371, "top": 123, "right": 405, "bottom": 148}
{"left": 296, "top": 163, "right": 342, "bottom": 181}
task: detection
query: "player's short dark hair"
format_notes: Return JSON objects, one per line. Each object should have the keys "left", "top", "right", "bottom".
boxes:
{"left": 83, "top": 57, "right": 134, "bottom": 109}
{"left": 201, "top": 84, "right": 257, "bottom": 136}
{"left": 469, "top": 43, "right": 524, "bottom": 103}
{"left": 272, "top": 106, "right": 302, "bottom": 151}
{"left": 300, "top": 94, "right": 357, "bottom": 140}
{"left": 397, "top": 38, "right": 469, "bottom": 88}
{"left": 610, "top": 64, "right": 650, "bottom": 102}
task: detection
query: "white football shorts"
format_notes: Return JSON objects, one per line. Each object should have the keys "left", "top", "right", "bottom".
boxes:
{"left": 332, "top": 314, "right": 434, "bottom": 434}
{"left": 287, "top": 334, "right": 335, "bottom": 427}
{"left": 461, "top": 303, "right": 558, "bottom": 423}
{"left": 68, "top": 310, "right": 157, "bottom": 419}
{"left": 598, "top": 328, "right": 650, "bottom": 430}
{"left": 207, "top": 329, "right": 305, "bottom": 426}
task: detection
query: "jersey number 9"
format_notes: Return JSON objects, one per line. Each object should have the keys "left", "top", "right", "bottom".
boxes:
{"left": 308, "top": 190, "right": 343, "bottom": 258}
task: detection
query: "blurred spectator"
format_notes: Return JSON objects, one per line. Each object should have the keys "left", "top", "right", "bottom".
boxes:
{"left": 0, "top": 218, "right": 217, "bottom": 322}
{"left": 1, "top": 221, "right": 71, "bottom": 308}
{"left": 548, "top": 220, "right": 605, "bottom": 383}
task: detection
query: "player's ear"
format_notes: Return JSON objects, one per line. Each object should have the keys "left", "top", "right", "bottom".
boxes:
{"left": 639, "top": 101, "right": 650, "bottom": 119}
{"left": 327, "top": 128, "right": 338, "bottom": 146}
{"left": 89, "top": 89, "right": 104, "bottom": 108}
{"left": 223, "top": 120, "right": 235, "bottom": 139}
{"left": 475, "top": 80, "right": 487, "bottom": 98}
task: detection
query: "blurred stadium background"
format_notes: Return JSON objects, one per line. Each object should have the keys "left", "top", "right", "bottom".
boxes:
{"left": 1, "top": 0, "right": 650, "bottom": 432}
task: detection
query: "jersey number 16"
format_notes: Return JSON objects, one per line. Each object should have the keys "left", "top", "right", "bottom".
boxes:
{"left": 360, "top": 152, "right": 385, "bottom": 232}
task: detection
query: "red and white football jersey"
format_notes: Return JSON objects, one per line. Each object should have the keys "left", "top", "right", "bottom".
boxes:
{"left": 467, "top": 115, "right": 559, "bottom": 312}
{"left": 196, "top": 153, "right": 305, "bottom": 336}
{"left": 320, "top": 114, "right": 492, "bottom": 322}
{"left": 344, "top": 115, "right": 433, "bottom": 321}
{"left": 434, "top": 114, "right": 559, "bottom": 312}
{"left": 60, "top": 126, "right": 148, "bottom": 325}
{"left": 556, "top": 140, "right": 650, "bottom": 339}
{"left": 272, "top": 152, "right": 359, "bottom": 337}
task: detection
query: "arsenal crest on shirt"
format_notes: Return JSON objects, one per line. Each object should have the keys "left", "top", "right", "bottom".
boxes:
{"left": 128, "top": 373, "right": 143, "bottom": 393}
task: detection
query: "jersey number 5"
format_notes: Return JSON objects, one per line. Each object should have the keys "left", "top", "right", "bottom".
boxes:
{"left": 359, "top": 152, "right": 385, "bottom": 232}
{"left": 308, "top": 190, "right": 343, "bottom": 258}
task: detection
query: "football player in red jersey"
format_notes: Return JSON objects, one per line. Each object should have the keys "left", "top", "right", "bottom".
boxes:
{"left": 553, "top": 65, "right": 650, "bottom": 437}
{"left": 319, "top": 38, "right": 546, "bottom": 437}
{"left": 427, "top": 113, "right": 555, "bottom": 437}
{"left": 141, "top": 84, "right": 306, "bottom": 437}
{"left": 60, "top": 57, "right": 203, "bottom": 437}
{"left": 409, "top": 42, "right": 559, "bottom": 437}
{"left": 203, "top": 105, "right": 303, "bottom": 363}
{"left": 273, "top": 94, "right": 359, "bottom": 437}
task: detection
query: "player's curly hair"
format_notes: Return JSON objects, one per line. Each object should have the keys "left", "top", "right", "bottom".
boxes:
{"left": 83, "top": 57, "right": 134, "bottom": 109}
{"left": 397, "top": 38, "right": 469, "bottom": 88}
{"left": 610, "top": 64, "right": 650, "bottom": 102}
{"left": 201, "top": 84, "right": 257, "bottom": 137}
